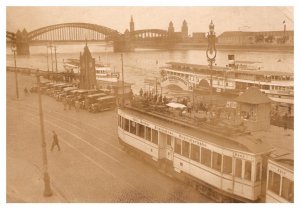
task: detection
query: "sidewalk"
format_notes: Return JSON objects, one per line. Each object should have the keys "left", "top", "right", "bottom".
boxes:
{"left": 7, "top": 156, "right": 66, "bottom": 203}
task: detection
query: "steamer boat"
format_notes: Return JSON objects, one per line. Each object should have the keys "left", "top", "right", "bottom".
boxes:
{"left": 160, "top": 55, "right": 294, "bottom": 105}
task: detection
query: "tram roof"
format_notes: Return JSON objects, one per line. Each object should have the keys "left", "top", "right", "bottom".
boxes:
{"left": 269, "top": 151, "right": 294, "bottom": 170}
{"left": 121, "top": 107, "right": 273, "bottom": 155}
{"left": 165, "top": 62, "right": 294, "bottom": 77}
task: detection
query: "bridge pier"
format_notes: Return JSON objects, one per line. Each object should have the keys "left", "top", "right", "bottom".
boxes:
{"left": 113, "top": 30, "right": 134, "bottom": 52}
{"left": 16, "top": 29, "right": 30, "bottom": 55}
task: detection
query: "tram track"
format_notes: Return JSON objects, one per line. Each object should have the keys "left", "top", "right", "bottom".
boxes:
{"left": 8, "top": 103, "right": 204, "bottom": 202}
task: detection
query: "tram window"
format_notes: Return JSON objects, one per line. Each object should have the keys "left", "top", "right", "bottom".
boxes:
{"left": 244, "top": 161, "right": 252, "bottom": 181}
{"left": 123, "top": 118, "right": 129, "bottom": 132}
{"left": 118, "top": 116, "right": 122, "bottom": 127}
{"left": 201, "top": 148, "right": 212, "bottom": 168}
{"left": 212, "top": 152, "right": 222, "bottom": 171}
{"left": 235, "top": 159, "right": 242, "bottom": 178}
{"left": 145, "top": 127, "right": 151, "bottom": 141}
{"left": 137, "top": 123, "right": 145, "bottom": 138}
{"left": 223, "top": 155, "right": 232, "bottom": 174}
{"left": 152, "top": 130, "right": 158, "bottom": 145}
{"left": 191, "top": 144, "right": 200, "bottom": 162}
{"left": 130, "top": 121, "right": 136, "bottom": 135}
{"left": 256, "top": 162, "right": 261, "bottom": 182}
{"left": 175, "top": 138, "right": 181, "bottom": 155}
{"left": 167, "top": 135, "right": 172, "bottom": 146}
{"left": 268, "top": 170, "right": 280, "bottom": 195}
{"left": 281, "top": 177, "right": 294, "bottom": 202}
{"left": 182, "top": 141, "right": 190, "bottom": 158}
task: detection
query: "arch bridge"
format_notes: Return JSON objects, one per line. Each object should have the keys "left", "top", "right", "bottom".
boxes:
{"left": 133, "top": 29, "right": 168, "bottom": 41}
{"left": 7, "top": 22, "right": 126, "bottom": 55}
{"left": 28, "top": 22, "right": 122, "bottom": 42}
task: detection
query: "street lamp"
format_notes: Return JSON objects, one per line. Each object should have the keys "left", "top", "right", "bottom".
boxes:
{"left": 11, "top": 43, "right": 19, "bottom": 99}
{"left": 36, "top": 70, "right": 53, "bottom": 197}
{"left": 206, "top": 20, "right": 217, "bottom": 105}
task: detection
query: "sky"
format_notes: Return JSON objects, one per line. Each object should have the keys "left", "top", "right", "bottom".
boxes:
{"left": 6, "top": 6, "right": 293, "bottom": 35}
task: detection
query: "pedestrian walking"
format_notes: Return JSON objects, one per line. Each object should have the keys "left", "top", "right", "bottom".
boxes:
{"left": 24, "top": 87, "right": 29, "bottom": 96}
{"left": 63, "top": 98, "right": 68, "bottom": 111}
{"left": 67, "top": 98, "right": 72, "bottom": 110}
{"left": 75, "top": 101, "right": 80, "bottom": 112}
{"left": 51, "top": 130, "right": 61, "bottom": 151}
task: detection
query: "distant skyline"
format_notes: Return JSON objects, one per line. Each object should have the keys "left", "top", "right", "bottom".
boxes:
{"left": 7, "top": 7, "right": 293, "bottom": 35}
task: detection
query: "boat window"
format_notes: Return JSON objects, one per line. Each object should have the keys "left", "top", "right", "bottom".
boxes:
{"left": 244, "top": 161, "right": 252, "bottom": 181}
{"left": 201, "top": 147, "right": 212, "bottom": 168}
{"left": 281, "top": 177, "right": 294, "bottom": 202}
{"left": 175, "top": 138, "right": 181, "bottom": 155}
{"left": 212, "top": 152, "right": 222, "bottom": 172}
{"left": 152, "top": 129, "right": 158, "bottom": 145}
{"left": 129, "top": 121, "right": 136, "bottom": 135}
{"left": 137, "top": 123, "right": 145, "bottom": 138}
{"left": 268, "top": 170, "right": 280, "bottom": 195}
{"left": 223, "top": 155, "right": 232, "bottom": 174}
{"left": 167, "top": 135, "right": 172, "bottom": 146}
{"left": 235, "top": 159, "right": 242, "bottom": 178}
{"left": 256, "top": 162, "right": 261, "bottom": 182}
{"left": 182, "top": 141, "right": 190, "bottom": 158}
{"left": 123, "top": 118, "right": 129, "bottom": 132}
{"left": 191, "top": 144, "right": 200, "bottom": 162}
{"left": 145, "top": 127, "right": 151, "bottom": 141}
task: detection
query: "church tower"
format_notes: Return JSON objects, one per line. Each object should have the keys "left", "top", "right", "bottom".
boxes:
{"left": 181, "top": 20, "right": 188, "bottom": 39}
{"left": 79, "top": 43, "right": 96, "bottom": 89}
{"left": 168, "top": 21, "right": 175, "bottom": 35}
{"left": 130, "top": 16, "right": 135, "bottom": 33}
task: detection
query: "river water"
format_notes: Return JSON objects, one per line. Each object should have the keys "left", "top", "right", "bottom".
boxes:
{"left": 6, "top": 43, "right": 294, "bottom": 94}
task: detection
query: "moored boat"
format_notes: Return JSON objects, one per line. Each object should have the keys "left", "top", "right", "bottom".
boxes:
{"left": 160, "top": 55, "right": 294, "bottom": 105}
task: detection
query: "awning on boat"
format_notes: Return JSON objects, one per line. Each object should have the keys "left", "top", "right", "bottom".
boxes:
{"left": 270, "top": 97, "right": 294, "bottom": 105}
{"left": 166, "top": 102, "right": 186, "bottom": 109}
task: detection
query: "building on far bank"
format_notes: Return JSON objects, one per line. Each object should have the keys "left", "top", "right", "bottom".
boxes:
{"left": 217, "top": 31, "right": 294, "bottom": 46}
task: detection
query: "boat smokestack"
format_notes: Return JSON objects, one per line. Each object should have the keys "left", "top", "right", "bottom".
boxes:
{"left": 228, "top": 54, "right": 235, "bottom": 68}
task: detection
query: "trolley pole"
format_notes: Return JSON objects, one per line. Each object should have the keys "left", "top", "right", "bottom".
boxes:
{"left": 37, "top": 71, "right": 53, "bottom": 197}
{"left": 206, "top": 20, "right": 217, "bottom": 105}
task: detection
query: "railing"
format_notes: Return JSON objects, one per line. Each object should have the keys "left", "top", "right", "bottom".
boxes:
{"left": 128, "top": 96, "right": 247, "bottom": 138}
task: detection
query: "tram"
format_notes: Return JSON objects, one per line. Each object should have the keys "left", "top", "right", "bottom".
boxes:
{"left": 117, "top": 105, "right": 276, "bottom": 202}
{"left": 266, "top": 154, "right": 294, "bottom": 203}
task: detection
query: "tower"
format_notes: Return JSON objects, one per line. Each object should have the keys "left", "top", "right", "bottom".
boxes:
{"left": 181, "top": 20, "right": 188, "bottom": 39}
{"left": 79, "top": 43, "right": 96, "bottom": 89}
{"left": 168, "top": 21, "right": 175, "bottom": 35}
{"left": 130, "top": 16, "right": 135, "bottom": 33}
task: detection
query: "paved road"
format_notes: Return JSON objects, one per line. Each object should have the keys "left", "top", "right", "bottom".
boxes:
{"left": 6, "top": 72, "right": 213, "bottom": 203}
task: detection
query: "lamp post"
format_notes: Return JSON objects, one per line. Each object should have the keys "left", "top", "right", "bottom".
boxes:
{"left": 121, "top": 53, "right": 125, "bottom": 106}
{"left": 36, "top": 70, "right": 53, "bottom": 197}
{"left": 206, "top": 20, "right": 217, "bottom": 105}
{"left": 48, "top": 43, "right": 54, "bottom": 81}
{"left": 46, "top": 45, "right": 49, "bottom": 74}
{"left": 11, "top": 43, "right": 19, "bottom": 99}
{"left": 54, "top": 46, "right": 58, "bottom": 73}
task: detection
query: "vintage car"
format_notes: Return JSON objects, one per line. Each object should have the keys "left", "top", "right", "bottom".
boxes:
{"left": 89, "top": 95, "right": 116, "bottom": 113}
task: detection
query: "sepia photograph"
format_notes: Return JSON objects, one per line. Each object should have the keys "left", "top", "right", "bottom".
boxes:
{"left": 5, "top": 4, "right": 295, "bottom": 204}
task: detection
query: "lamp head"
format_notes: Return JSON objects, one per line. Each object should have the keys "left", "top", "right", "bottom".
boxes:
{"left": 209, "top": 20, "right": 214, "bottom": 34}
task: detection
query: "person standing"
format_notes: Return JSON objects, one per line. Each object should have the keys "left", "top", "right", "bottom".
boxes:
{"left": 51, "top": 130, "right": 61, "bottom": 151}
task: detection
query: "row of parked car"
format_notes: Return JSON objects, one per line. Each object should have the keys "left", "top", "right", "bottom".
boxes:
{"left": 30, "top": 81, "right": 117, "bottom": 113}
